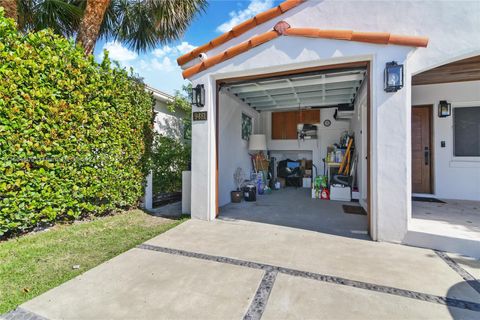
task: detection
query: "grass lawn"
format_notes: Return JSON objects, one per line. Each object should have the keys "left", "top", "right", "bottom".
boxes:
{"left": 0, "top": 210, "right": 188, "bottom": 314}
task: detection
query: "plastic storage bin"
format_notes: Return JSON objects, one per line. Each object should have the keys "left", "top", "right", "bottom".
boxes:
{"left": 330, "top": 185, "right": 351, "bottom": 201}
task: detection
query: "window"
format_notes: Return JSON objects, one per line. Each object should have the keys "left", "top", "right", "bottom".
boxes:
{"left": 454, "top": 106, "right": 480, "bottom": 157}
{"left": 242, "top": 113, "right": 252, "bottom": 140}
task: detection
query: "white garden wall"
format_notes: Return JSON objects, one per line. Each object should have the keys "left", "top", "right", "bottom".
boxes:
{"left": 412, "top": 81, "right": 480, "bottom": 201}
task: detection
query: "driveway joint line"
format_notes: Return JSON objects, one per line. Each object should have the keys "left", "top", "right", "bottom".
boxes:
{"left": 137, "top": 243, "right": 480, "bottom": 313}
{"left": 434, "top": 250, "right": 480, "bottom": 294}
{"left": 244, "top": 270, "right": 278, "bottom": 320}
{"left": 1, "top": 307, "right": 48, "bottom": 320}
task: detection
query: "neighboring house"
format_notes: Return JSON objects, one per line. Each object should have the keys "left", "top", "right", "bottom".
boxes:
{"left": 143, "top": 86, "right": 184, "bottom": 210}
{"left": 146, "top": 85, "right": 185, "bottom": 140}
{"left": 176, "top": 0, "right": 480, "bottom": 256}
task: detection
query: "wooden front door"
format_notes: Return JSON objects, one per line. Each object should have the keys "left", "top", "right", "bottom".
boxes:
{"left": 412, "top": 106, "right": 432, "bottom": 193}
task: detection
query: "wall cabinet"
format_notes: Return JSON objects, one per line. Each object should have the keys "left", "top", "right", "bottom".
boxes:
{"left": 299, "top": 110, "right": 320, "bottom": 124}
{"left": 271, "top": 110, "right": 320, "bottom": 140}
{"left": 272, "top": 111, "right": 298, "bottom": 139}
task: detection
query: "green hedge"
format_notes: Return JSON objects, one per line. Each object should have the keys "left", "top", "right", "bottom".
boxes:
{"left": 151, "top": 134, "right": 190, "bottom": 194}
{"left": 0, "top": 10, "right": 154, "bottom": 236}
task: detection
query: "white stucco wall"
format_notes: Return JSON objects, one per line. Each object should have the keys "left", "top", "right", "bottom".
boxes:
{"left": 412, "top": 81, "right": 480, "bottom": 201}
{"left": 153, "top": 100, "right": 185, "bottom": 140}
{"left": 186, "top": 0, "right": 480, "bottom": 242}
{"left": 218, "top": 91, "right": 260, "bottom": 206}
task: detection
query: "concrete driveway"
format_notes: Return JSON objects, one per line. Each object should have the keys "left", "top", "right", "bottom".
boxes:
{"left": 3, "top": 219, "right": 480, "bottom": 320}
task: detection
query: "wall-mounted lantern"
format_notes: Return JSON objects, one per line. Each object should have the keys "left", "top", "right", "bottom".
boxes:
{"left": 191, "top": 84, "right": 205, "bottom": 108}
{"left": 384, "top": 61, "right": 404, "bottom": 92}
{"left": 438, "top": 100, "right": 451, "bottom": 118}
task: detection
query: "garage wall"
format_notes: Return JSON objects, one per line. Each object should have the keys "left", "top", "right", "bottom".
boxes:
{"left": 259, "top": 108, "right": 350, "bottom": 177}
{"left": 412, "top": 80, "right": 480, "bottom": 201}
{"left": 218, "top": 91, "right": 260, "bottom": 206}
{"left": 350, "top": 81, "right": 368, "bottom": 208}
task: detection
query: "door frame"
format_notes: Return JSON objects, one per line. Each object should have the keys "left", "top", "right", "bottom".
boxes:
{"left": 411, "top": 104, "right": 434, "bottom": 195}
{"left": 214, "top": 61, "right": 373, "bottom": 236}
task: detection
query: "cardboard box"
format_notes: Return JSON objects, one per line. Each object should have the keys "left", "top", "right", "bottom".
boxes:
{"left": 305, "top": 160, "right": 312, "bottom": 170}
{"left": 302, "top": 178, "right": 312, "bottom": 188}
{"left": 278, "top": 177, "right": 286, "bottom": 188}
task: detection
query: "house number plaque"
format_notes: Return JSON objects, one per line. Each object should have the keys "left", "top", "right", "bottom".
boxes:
{"left": 193, "top": 111, "right": 208, "bottom": 121}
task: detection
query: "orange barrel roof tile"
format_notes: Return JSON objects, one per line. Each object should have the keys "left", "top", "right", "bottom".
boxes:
{"left": 176, "top": 0, "right": 305, "bottom": 66}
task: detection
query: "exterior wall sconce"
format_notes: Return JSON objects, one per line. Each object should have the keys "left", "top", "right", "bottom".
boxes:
{"left": 191, "top": 84, "right": 205, "bottom": 108}
{"left": 438, "top": 100, "right": 451, "bottom": 117}
{"left": 384, "top": 61, "right": 404, "bottom": 92}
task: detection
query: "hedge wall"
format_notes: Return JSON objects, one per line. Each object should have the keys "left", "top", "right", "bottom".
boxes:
{"left": 151, "top": 134, "right": 190, "bottom": 194}
{"left": 0, "top": 10, "right": 154, "bottom": 236}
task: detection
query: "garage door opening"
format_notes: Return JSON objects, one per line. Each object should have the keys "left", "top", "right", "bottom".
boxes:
{"left": 215, "top": 62, "right": 371, "bottom": 239}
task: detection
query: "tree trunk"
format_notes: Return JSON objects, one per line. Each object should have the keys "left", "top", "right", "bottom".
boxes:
{"left": 76, "top": 0, "right": 111, "bottom": 55}
{"left": 2, "top": 0, "right": 18, "bottom": 23}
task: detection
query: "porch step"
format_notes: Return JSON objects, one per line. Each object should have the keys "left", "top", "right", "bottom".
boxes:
{"left": 403, "top": 219, "right": 480, "bottom": 258}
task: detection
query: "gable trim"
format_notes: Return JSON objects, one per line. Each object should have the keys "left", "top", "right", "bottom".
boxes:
{"left": 182, "top": 23, "right": 429, "bottom": 79}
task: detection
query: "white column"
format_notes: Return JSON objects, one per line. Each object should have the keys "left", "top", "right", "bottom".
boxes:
{"left": 190, "top": 76, "right": 217, "bottom": 220}
{"left": 374, "top": 52, "right": 411, "bottom": 243}
{"left": 144, "top": 171, "right": 153, "bottom": 210}
{"left": 182, "top": 171, "right": 191, "bottom": 214}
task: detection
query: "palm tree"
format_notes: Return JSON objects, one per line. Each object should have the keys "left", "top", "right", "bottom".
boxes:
{"left": 76, "top": 0, "right": 111, "bottom": 55}
{"left": 6, "top": 0, "right": 207, "bottom": 55}
{"left": 2, "top": 0, "right": 18, "bottom": 22}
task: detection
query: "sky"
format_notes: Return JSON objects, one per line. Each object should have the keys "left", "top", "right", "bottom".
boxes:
{"left": 93, "top": 0, "right": 282, "bottom": 96}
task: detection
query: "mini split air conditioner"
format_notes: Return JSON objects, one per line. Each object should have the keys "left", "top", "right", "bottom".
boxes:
{"left": 334, "top": 104, "right": 354, "bottom": 120}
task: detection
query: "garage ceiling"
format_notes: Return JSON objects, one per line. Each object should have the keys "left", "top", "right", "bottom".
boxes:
{"left": 224, "top": 69, "right": 366, "bottom": 111}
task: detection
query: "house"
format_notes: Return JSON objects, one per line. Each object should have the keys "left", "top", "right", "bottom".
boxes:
{"left": 143, "top": 85, "right": 184, "bottom": 210}
{"left": 176, "top": 0, "right": 480, "bottom": 257}
{"left": 146, "top": 85, "right": 185, "bottom": 140}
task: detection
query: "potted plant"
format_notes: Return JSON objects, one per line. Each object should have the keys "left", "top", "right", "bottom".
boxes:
{"left": 231, "top": 167, "right": 244, "bottom": 203}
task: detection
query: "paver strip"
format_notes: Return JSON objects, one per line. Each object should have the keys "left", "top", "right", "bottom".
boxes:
{"left": 435, "top": 250, "right": 480, "bottom": 294}
{"left": 138, "top": 243, "right": 480, "bottom": 313}
{"left": 1, "top": 308, "right": 46, "bottom": 320}
{"left": 243, "top": 270, "right": 278, "bottom": 320}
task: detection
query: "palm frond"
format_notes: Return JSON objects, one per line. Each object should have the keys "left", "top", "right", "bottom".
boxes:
{"left": 112, "top": 0, "right": 208, "bottom": 53}
{"left": 18, "top": 0, "right": 83, "bottom": 37}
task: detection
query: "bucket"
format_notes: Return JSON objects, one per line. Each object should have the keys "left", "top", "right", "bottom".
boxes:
{"left": 231, "top": 191, "right": 242, "bottom": 203}
{"left": 243, "top": 184, "right": 257, "bottom": 202}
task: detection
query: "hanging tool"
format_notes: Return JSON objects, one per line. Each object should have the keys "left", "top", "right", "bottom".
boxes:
{"left": 338, "top": 136, "right": 353, "bottom": 174}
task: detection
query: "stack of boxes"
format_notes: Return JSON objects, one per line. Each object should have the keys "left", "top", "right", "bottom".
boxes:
{"left": 301, "top": 159, "right": 312, "bottom": 188}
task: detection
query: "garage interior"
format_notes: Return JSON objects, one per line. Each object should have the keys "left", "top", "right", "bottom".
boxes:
{"left": 216, "top": 65, "right": 370, "bottom": 239}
